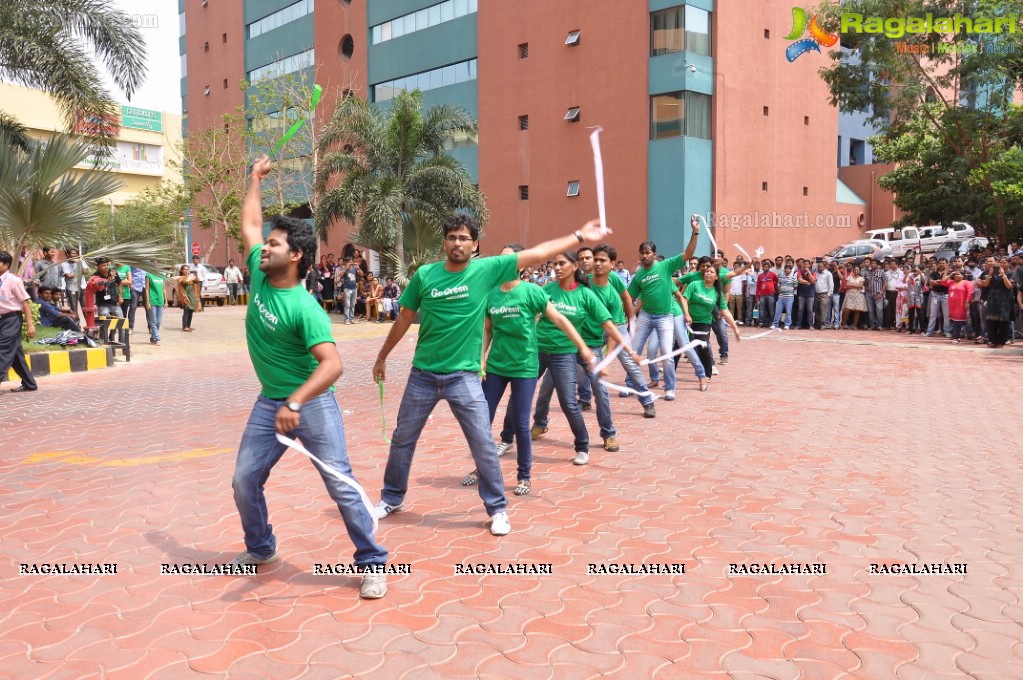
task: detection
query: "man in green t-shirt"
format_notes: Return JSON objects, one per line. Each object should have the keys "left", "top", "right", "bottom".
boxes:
{"left": 143, "top": 272, "right": 166, "bottom": 345}
{"left": 230, "top": 155, "right": 389, "bottom": 600}
{"left": 373, "top": 214, "right": 609, "bottom": 537}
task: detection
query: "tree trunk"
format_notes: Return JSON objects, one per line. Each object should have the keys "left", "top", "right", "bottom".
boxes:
{"left": 394, "top": 205, "right": 406, "bottom": 278}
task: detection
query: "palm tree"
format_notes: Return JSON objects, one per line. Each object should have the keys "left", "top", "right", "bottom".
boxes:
{"left": 0, "top": 133, "right": 177, "bottom": 277}
{"left": 0, "top": 0, "right": 147, "bottom": 147}
{"left": 314, "top": 89, "right": 487, "bottom": 275}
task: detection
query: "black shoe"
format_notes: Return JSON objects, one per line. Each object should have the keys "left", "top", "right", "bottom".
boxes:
{"left": 578, "top": 401, "right": 591, "bottom": 412}
{"left": 11, "top": 385, "right": 38, "bottom": 393}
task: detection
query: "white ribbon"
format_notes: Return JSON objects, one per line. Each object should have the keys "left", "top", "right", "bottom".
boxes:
{"left": 754, "top": 246, "right": 765, "bottom": 260}
{"left": 641, "top": 339, "right": 706, "bottom": 365}
{"left": 589, "top": 127, "right": 611, "bottom": 236}
{"left": 590, "top": 342, "right": 625, "bottom": 375}
{"left": 696, "top": 214, "right": 718, "bottom": 255}
{"left": 734, "top": 244, "right": 753, "bottom": 263}
{"left": 276, "top": 433, "right": 378, "bottom": 533}
{"left": 599, "top": 379, "right": 658, "bottom": 401}
{"left": 743, "top": 328, "right": 779, "bottom": 341}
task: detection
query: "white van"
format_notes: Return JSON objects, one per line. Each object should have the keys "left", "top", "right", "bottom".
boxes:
{"left": 863, "top": 227, "right": 922, "bottom": 258}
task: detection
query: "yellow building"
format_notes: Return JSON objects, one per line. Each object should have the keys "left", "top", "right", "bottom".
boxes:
{"left": 0, "top": 82, "right": 182, "bottom": 205}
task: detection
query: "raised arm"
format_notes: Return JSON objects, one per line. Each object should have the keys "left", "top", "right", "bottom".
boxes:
{"left": 681, "top": 215, "right": 701, "bottom": 262}
{"left": 242, "top": 155, "right": 272, "bottom": 255}
{"left": 517, "top": 220, "right": 605, "bottom": 269}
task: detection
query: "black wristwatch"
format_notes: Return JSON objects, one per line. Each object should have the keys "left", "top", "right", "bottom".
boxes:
{"left": 286, "top": 401, "right": 302, "bottom": 413}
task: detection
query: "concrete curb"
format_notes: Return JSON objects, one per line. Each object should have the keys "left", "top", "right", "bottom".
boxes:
{"left": 9, "top": 346, "right": 114, "bottom": 381}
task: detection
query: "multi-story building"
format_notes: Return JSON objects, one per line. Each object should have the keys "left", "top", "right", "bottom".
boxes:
{"left": 1, "top": 82, "right": 182, "bottom": 206}
{"left": 181, "top": 0, "right": 884, "bottom": 261}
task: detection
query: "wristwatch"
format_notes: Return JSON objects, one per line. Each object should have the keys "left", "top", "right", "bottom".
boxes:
{"left": 574, "top": 230, "right": 584, "bottom": 243}
{"left": 286, "top": 401, "right": 302, "bottom": 413}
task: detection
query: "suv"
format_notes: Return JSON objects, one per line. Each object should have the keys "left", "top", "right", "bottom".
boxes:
{"left": 169, "top": 263, "right": 229, "bottom": 306}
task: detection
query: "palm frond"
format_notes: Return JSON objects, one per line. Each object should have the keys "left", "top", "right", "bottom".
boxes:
{"left": 0, "top": 113, "right": 31, "bottom": 151}
{"left": 79, "top": 240, "right": 180, "bottom": 277}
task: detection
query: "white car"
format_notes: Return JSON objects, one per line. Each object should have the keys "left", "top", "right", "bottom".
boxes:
{"left": 850, "top": 239, "right": 894, "bottom": 260}
{"left": 169, "top": 263, "right": 229, "bottom": 306}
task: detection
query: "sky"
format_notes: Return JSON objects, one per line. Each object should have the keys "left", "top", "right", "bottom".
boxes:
{"left": 96, "top": 0, "right": 182, "bottom": 114}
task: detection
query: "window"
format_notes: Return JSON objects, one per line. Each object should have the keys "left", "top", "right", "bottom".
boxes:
{"left": 519, "top": 115, "right": 529, "bottom": 130}
{"left": 651, "top": 6, "right": 711, "bottom": 57}
{"left": 763, "top": 106, "right": 769, "bottom": 116}
{"left": 567, "top": 181, "right": 580, "bottom": 197}
{"left": 649, "top": 91, "right": 711, "bottom": 139}
{"left": 222, "top": 32, "right": 227, "bottom": 43}
{"left": 248, "top": 0, "right": 312, "bottom": 39}
{"left": 518, "top": 42, "right": 529, "bottom": 58}
{"left": 180, "top": 53, "right": 187, "bottom": 77}
{"left": 223, "top": 78, "right": 228, "bottom": 88}
{"left": 203, "top": 41, "right": 209, "bottom": 52}
{"left": 762, "top": 182, "right": 768, "bottom": 191}
{"left": 248, "top": 48, "right": 315, "bottom": 82}
{"left": 203, "top": 85, "right": 210, "bottom": 96}
{"left": 372, "top": 58, "right": 478, "bottom": 101}
{"left": 764, "top": 29, "right": 770, "bottom": 38}
{"left": 339, "top": 34, "right": 354, "bottom": 60}
{"left": 519, "top": 185, "right": 529, "bottom": 200}
{"left": 371, "top": 0, "right": 477, "bottom": 45}
{"left": 564, "top": 107, "right": 580, "bottom": 122}
{"left": 803, "top": 187, "right": 808, "bottom": 196}
{"left": 565, "top": 30, "right": 581, "bottom": 46}
{"left": 804, "top": 116, "right": 810, "bottom": 125}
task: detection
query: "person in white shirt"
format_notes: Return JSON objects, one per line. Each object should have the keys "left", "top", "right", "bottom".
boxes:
{"left": 883, "top": 259, "right": 903, "bottom": 329}
{"left": 743, "top": 261, "right": 759, "bottom": 326}
{"left": 224, "top": 259, "right": 244, "bottom": 305}
{"left": 812, "top": 261, "right": 834, "bottom": 329}
{"left": 727, "top": 262, "right": 745, "bottom": 324}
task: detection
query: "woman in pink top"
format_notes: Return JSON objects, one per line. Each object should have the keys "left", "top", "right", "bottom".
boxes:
{"left": 944, "top": 270, "right": 973, "bottom": 344}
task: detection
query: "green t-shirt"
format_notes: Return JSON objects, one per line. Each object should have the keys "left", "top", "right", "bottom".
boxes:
{"left": 536, "top": 282, "right": 611, "bottom": 354}
{"left": 245, "top": 245, "right": 336, "bottom": 399}
{"left": 116, "top": 265, "right": 132, "bottom": 300}
{"left": 147, "top": 273, "right": 166, "bottom": 307}
{"left": 683, "top": 280, "right": 721, "bottom": 325}
{"left": 485, "top": 282, "right": 550, "bottom": 378}
{"left": 399, "top": 254, "right": 519, "bottom": 373}
{"left": 627, "top": 252, "right": 685, "bottom": 315}
{"left": 677, "top": 270, "right": 727, "bottom": 311}
{"left": 589, "top": 274, "right": 627, "bottom": 326}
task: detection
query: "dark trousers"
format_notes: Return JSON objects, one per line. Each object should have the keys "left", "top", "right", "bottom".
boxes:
{"left": 182, "top": 307, "right": 194, "bottom": 329}
{"left": 0, "top": 313, "right": 37, "bottom": 389}
{"left": 690, "top": 322, "right": 715, "bottom": 378}
{"left": 49, "top": 317, "right": 82, "bottom": 333}
{"left": 884, "top": 290, "right": 898, "bottom": 328}
{"left": 488, "top": 374, "right": 539, "bottom": 481}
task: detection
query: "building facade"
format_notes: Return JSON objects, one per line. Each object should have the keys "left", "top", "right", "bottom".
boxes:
{"left": 181, "top": 0, "right": 883, "bottom": 261}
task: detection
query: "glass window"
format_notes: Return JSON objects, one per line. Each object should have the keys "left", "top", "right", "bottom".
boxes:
{"left": 179, "top": 11, "right": 186, "bottom": 36}
{"left": 372, "top": 25, "right": 382, "bottom": 43}
{"left": 416, "top": 9, "right": 428, "bottom": 30}
{"left": 469, "top": 58, "right": 477, "bottom": 79}
{"left": 685, "top": 6, "right": 711, "bottom": 56}
{"left": 429, "top": 5, "right": 441, "bottom": 25}
{"left": 454, "top": 61, "right": 470, "bottom": 83}
{"left": 684, "top": 92, "right": 711, "bottom": 138}
{"left": 651, "top": 92, "right": 683, "bottom": 139}
{"left": 381, "top": 22, "right": 392, "bottom": 41}
{"left": 440, "top": 1, "right": 454, "bottom": 22}
{"left": 428, "top": 69, "right": 442, "bottom": 89}
{"left": 454, "top": 0, "right": 468, "bottom": 17}
{"left": 180, "top": 53, "right": 187, "bottom": 77}
{"left": 651, "top": 7, "right": 684, "bottom": 56}
{"left": 404, "top": 14, "right": 416, "bottom": 35}
{"left": 392, "top": 18, "right": 404, "bottom": 38}
{"left": 469, "top": 0, "right": 477, "bottom": 12}
{"left": 567, "top": 181, "right": 581, "bottom": 197}
{"left": 444, "top": 64, "right": 457, "bottom": 86}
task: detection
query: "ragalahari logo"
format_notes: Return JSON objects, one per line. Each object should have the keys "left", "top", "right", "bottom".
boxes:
{"left": 785, "top": 7, "right": 839, "bottom": 61}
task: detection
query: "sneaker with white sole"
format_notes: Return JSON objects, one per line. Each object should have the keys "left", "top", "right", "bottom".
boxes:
{"left": 663, "top": 390, "right": 676, "bottom": 401}
{"left": 373, "top": 500, "right": 403, "bottom": 519}
{"left": 490, "top": 511, "right": 511, "bottom": 536}
{"left": 359, "top": 570, "right": 387, "bottom": 599}
{"left": 711, "top": 366, "right": 720, "bottom": 376}
{"left": 229, "top": 550, "right": 279, "bottom": 566}
{"left": 573, "top": 451, "right": 589, "bottom": 465}
{"left": 495, "top": 441, "right": 513, "bottom": 457}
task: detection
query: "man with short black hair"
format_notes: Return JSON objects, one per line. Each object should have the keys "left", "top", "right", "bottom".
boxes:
{"left": 372, "top": 213, "right": 609, "bottom": 536}
{"left": 34, "top": 246, "right": 62, "bottom": 291}
{"left": 225, "top": 258, "right": 243, "bottom": 305}
{"left": 89, "top": 258, "right": 124, "bottom": 318}
{"left": 0, "top": 251, "right": 38, "bottom": 392}
{"left": 35, "top": 287, "right": 82, "bottom": 333}
{"left": 230, "top": 155, "right": 389, "bottom": 599}
{"left": 339, "top": 257, "right": 360, "bottom": 324}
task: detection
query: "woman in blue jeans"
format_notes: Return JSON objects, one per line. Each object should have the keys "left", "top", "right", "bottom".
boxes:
{"left": 461, "top": 245, "right": 594, "bottom": 495}
{"left": 529, "top": 251, "right": 640, "bottom": 466}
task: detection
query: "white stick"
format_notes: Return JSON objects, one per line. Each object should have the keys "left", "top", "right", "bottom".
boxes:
{"left": 276, "top": 433, "right": 378, "bottom": 533}
{"left": 589, "top": 127, "right": 610, "bottom": 236}
{"left": 591, "top": 342, "right": 624, "bottom": 375}
{"left": 697, "top": 214, "right": 718, "bottom": 255}
{"left": 743, "top": 328, "right": 779, "bottom": 340}
{"left": 734, "top": 244, "right": 753, "bottom": 263}
{"left": 599, "top": 379, "right": 658, "bottom": 400}
{"left": 641, "top": 339, "right": 706, "bottom": 365}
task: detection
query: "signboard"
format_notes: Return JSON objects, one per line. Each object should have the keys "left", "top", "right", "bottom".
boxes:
{"left": 191, "top": 243, "right": 201, "bottom": 256}
{"left": 74, "top": 111, "right": 119, "bottom": 137}
{"left": 121, "top": 106, "right": 163, "bottom": 132}
{"left": 77, "top": 141, "right": 165, "bottom": 176}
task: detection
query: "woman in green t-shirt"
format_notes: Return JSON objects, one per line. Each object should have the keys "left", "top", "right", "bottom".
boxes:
{"left": 531, "top": 251, "right": 640, "bottom": 466}
{"left": 680, "top": 265, "right": 725, "bottom": 391}
{"left": 462, "top": 245, "right": 594, "bottom": 496}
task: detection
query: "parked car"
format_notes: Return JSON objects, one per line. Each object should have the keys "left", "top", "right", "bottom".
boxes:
{"left": 824, "top": 242, "right": 887, "bottom": 267}
{"left": 863, "top": 227, "right": 922, "bottom": 258}
{"left": 933, "top": 237, "right": 991, "bottom": 262}
{"left": 948, "top": 221, "right": 976, "bottom": 239}
{"left": 168, "top": 263, "right": 229, "bottom": 306}
{"left": 850, "top": 239, "right": 894, "bottom": 260}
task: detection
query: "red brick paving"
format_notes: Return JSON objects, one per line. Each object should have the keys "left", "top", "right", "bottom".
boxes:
{"left": 1, "top": 313, "right": 1021, "bottom": 678}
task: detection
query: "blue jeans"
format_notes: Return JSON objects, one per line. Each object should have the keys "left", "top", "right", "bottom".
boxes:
{"left": 343, "top": 288, "right": 357, "bottom": 321}
{"left": 232, "top": 392, "right": 387, "bottom": 565}
{"left": 712, "top": 307, "right": 728, "bottom": 358}
{"left": 616, "top": 323, "right": 657, "bottom": 404}
{"left": 532, "top": 352, "right": 589, "bottom": 452}
{"left": 927, "top": 293, "right": 950, "bottom": 335}
{"left": 672, "top": 315, "right": 706, "bottom": 380}
{"left": 382, "top": 369, "right": 507, "bottom": 515}
{"left": 867, "top": 294, "right": 884, "bottom": 329}
{"left": 759, "top": 296, "right": 776, "bottom": 328}
{"left": 633, "top": 310, "right": 676, "bottom": 390}
{"left": 772, "top": 297, "right": 794, "bottom": 327}
{"left": 829, "top": 294, "right": 842, "bottom": 328}
{"left": 484, "top": 373, "right": 537, "bottom": 481}
{"left": 536, "top": 349, "right": 615, "bottom": 438}
{"left": 796, "top": 296, "right": 814, "bottom": 328}
{"left": 576, "top": 362, "right": 592, "bottom": 405}
{"left": 147, "top": 305, "right": 163, "bottom": 342}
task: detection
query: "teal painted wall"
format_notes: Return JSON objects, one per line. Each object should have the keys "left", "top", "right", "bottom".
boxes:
{"left": 649, "top": 52, "right": 713, "bottom": 95}
{"left": 648, "top": 137, "right": 713, "bottom": 257}
{"left": 244, "top": 15, "right": 314, "bottom": 73}
{"left": 650, "top": 0, "right": 713, "bottom": 13}
{"left": 367, "top": 15, "right": 477, "bottom": 85}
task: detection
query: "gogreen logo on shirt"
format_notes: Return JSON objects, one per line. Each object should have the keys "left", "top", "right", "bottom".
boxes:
{"left": 785, "top": 7, "right": 838, "bottom": 62}
{"left": 641, "top": 273, "right": 659, "bottom": 285}
{"left": 552, "top": 301, "right": 578, "bottom": 315}
{"left": 430, "top": 285, "right": 469, "bottom": 299}
{"left": 253, "top": 293, "right": 279, "bottom": 330}
{"left": 490, "top": 305, "right": 521, "bottom": 316}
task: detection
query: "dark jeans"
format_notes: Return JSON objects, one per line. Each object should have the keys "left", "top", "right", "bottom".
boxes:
{"left": 532, "top": 352, "right": 589, "bottom": 453}
{"left": 228, "top": 283, "right": 240, "bottom": 304}
{"left": 884, "top": 290, "right": 898, "bottom": 328}
{"left": 182, "top": 307, "right": 194, "bottom": 329}
{"left": 796, "top": 296, "right": 814, "bottom": 328}
{"left": 126, "top": 289, "right": 141, "bottom": 330}
{"left": 0, "top": 312, "right": 37, "bottom": 389}
{"left": 759, "top": 296, "right": 776, "bottom": 328}
{"left": 690, "top": 322, "right": 714, "bottom": 378}
{"left": 950, "top": 320, "right": 966, "bottom": 340}
{"left": 484, "top": 373, "right": 538, "bottom": 481}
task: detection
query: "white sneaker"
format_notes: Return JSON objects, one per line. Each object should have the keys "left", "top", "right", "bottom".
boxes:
{"left": 229, "top": 550, "right": 279, "bottom": 566}
{"left": 664, "top": 390, "right": 676, "bottom": 401}
{"left": 359, "top": 571, "right": 387, "bottom": 599}
{"left": 573, "top": 451, "right": 589, "bottom": 465}
{"left": 490, "top": 511, "right": 511, "bottom": 536}
{"left": 373, "top": 500, "right": 403, "bottom": 519}
{"left": 711, "top": 365, "right": 720, "bottom": 376}
{"left": 495, "top": 441, "right": 513, "bottom": 457}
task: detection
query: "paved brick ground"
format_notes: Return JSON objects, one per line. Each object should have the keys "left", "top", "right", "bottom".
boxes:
{"left": 1, "top": 307, "right": 1021, "bottom": 679}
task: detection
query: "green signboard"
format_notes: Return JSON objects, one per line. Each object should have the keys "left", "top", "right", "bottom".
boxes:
{"left": 121, "top": 106, "right": 163, "bottom": 132}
